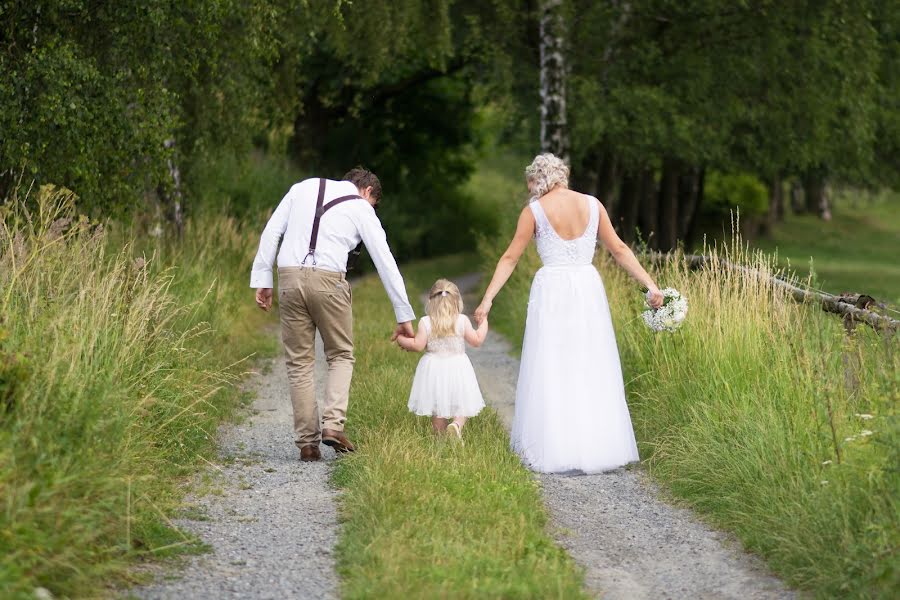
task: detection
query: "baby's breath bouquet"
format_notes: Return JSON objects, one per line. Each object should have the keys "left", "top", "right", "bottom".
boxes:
{"left": 642, "top": 288, "right": 688, "bottom": 332}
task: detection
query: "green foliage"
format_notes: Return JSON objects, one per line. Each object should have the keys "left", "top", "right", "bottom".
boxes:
{"left": 333, "top": 255, "right": 587, "bottom": 599}
{"left": 0, "top": 326, "right": 30, "bottom": 414}
{"left": 566, "top": 1, "right": 893, "bottom": 185}
{"left": 871, "top": 2, "right": 900, "bottom": 188}
{"left": 0, "top": 186, "right": 275, "bottom": 596}
{"left": 275, "top": 0, "right": 526, "bottom": 260}
{"left": 0, "top": 0, "right": 280, "bottom": 214}
{"left": 704, "top": 172, "right": 769, "bottom": 216}
{"left": 186, "top": 150, "right": 307, "bottom": 224}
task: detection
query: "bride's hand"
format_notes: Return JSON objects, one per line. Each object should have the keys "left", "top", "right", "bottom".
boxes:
{"left": 646, "top": 286, "right": 664, "bottom": 309}
{"left": 474, "top": 299, "right": 492, "bottom": 324}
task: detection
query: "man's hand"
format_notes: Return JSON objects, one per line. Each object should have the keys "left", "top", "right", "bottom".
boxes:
{"left": 255, "top": 288, "right": 273, "bottom": 311}
{"left": 392, "top": 321, "right": 414, "bottom": 341}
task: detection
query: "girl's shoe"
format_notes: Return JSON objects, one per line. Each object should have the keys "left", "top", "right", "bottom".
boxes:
{"left": 447, "top": 422, "right": 463, "bottom": 444}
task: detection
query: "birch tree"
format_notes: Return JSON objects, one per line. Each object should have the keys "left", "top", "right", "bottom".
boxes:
{"left": 539, "top": 0, "right": 569, "bottom": 163}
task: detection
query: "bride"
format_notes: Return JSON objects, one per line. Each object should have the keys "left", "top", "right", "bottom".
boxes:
{"left": 475, "top": 153, "right": 664, "bottom": 474}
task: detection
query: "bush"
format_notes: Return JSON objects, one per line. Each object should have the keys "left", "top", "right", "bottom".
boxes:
{"left": 187, "top": 150, "right": 306, "bottom": 224}
{"left": 704, "top": 171, "right": 769, "bottom": 216}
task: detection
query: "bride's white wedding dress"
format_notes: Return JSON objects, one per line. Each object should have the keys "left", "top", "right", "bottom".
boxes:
{"left": 511, "top": 195, "right": 640, "bottom": 474}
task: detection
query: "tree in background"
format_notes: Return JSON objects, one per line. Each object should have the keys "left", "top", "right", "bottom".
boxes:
{"left": 539, "top": 0, "right": 569, "bottom": 162}
{"left": 3, "top": 0, "right": 897, "bottom": 255}
{"left": 267, "top": 0, "right": 528, "bottom": 259}
{"left": 0, "top": 0, "right": 279, "bottom": 218}
{"left": 541, "top": 1, "right": 895, "bottom": 249}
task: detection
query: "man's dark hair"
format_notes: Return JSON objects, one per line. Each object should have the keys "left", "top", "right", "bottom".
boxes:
{"left": 343, "top": 167, "right": 381, "bottom": 202}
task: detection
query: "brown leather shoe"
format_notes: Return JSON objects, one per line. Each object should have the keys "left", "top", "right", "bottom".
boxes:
{"left": 299, "top": 444, "right": 321, "bottom": 462}
{"left": 321, "top": 428, "right": 356, "bottom": 453}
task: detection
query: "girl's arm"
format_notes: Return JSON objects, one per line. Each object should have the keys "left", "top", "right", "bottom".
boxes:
{"left": 463, "top": 315, "right": 488, "bottom": 348}
{"left": 474, "top": 207, "right": 535, "bottom": 323}
{"left": 397, "top": 319, "right": 428, "bottom": 352}
{"left": 596, "top": 200, "right": 664, "bottom": 308}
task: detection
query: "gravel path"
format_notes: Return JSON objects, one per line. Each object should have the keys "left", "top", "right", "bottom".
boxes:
{"left": 456, "top": 273, "right": 796, "bottom": 600}
{"left": 130, "top": 328, "right": 340, "bottom": 600}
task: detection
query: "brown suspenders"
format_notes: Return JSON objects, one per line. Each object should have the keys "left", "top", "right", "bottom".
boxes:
{"left": 302, "top": 178, "right": 365, "bottom": 267}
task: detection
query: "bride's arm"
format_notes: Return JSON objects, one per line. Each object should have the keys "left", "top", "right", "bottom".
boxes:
{"left": 596, "top": 201, "right": 664, "bottom": 308}
{"left": 474, "top": 207, "right": 535, "bottom": 323}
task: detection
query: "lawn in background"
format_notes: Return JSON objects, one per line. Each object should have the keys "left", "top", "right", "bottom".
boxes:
{"left": 753, "top": 190, "right": 900, "bottom": 306}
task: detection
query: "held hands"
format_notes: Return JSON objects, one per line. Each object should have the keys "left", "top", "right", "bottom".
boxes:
{"left": 396, "top": 335, "right": 415, "bottom": 351}
{"left": 474, "top": 299, "right": 492, "bottom": 325}
{"left": 255, "top": 288, "right": 273, "bottom": 311}
{"left": 392, "top": 321, "right": 414, "bottom": 342}
{"left": 645, "top": 286, "right": 664, "bottom": 309}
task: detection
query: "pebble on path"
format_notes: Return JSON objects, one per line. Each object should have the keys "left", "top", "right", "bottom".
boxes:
{"left": 129, "top": 330, "right": 340, "bottom": 600}
{"left": 457, "top": 272, "right": 795, "bottom": 600}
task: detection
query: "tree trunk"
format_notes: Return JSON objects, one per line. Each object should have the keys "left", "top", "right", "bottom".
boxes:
{"left": 763, "top": 177, "right": 784, "bottom": 236}
{"left": 596, "top": 154, "right": 618, "bottom": 205}
{"left": 683, "top": 167, "right": 705, "bottom": 248}
{"left": 821, "top": 185, "right": 832, "bottom": 220}
{"left": 618, "top": 171, "right": 642, "bottom": 243}
{"left": 677, "top": 166, "right": 702, "bottom": 241}
{"left": 572, "top": 147, "right": 600, "bottom": 198}
{"left": 539, "top": 0, "right": 569, "bottom": 162}
{"left": 638, "top": 169, "right": 659, "bottom": 249}
{"left": 803, "top": 171, "right": 831, "bottom": 221}
{"left": 157, "top": 137, "right": 184, "bottom": 238}
{"left": 657, "top": 159, "right": 680, "bottom": 251}
{"left": 790, "top": 181, "right": 805, "bottom": 214}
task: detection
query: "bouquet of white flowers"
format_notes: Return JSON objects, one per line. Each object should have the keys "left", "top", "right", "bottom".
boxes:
{"left": 642, "top": 288, "right": 688, "bottom": 332}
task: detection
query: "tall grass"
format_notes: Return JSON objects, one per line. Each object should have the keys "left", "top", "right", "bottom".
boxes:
{"left": 332, "top": 255, "right": 586, "bottom": 599}
{"left": 479, "top": 226, "right": 899, "bottom": 597}
{"left": 0, "top": 185, "right": 275, "bottom": 598}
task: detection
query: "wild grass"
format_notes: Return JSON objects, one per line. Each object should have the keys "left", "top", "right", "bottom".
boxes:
{"left": 332, "top": 254, "right": 586, "bottom": 599}
{"left": 0, "top": 185, "right": 276, "bottom": 598}
{"left": 479, "top": 224, "right": 899, "bottom": 597}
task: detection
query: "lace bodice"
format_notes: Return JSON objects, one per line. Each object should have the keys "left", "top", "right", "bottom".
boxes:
{"left": 530, "top": 195, "right": 599, "bottom": 266}
{"left": 423, "top": 315, "right": 466, "bottom": 356}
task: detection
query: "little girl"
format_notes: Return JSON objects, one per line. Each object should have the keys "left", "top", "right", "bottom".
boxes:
{"left": 396, "top": 279, "right": 488, "bottom": 438}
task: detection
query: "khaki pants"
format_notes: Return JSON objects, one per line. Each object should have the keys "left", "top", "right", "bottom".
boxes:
{"left": 277, "top": 266, "right": 354, "bottom": 448}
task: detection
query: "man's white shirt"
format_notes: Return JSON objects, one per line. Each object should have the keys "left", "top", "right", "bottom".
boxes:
{"left": 250, "top": 178, "right": 415, "bottom": 323}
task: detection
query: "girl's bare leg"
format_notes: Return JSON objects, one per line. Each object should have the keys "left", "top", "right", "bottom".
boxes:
{"left": 432, "top": 417, "right": 449, "bottom": 433}
{"left": 452, "top": 416, "right": 468, "bottom": 431}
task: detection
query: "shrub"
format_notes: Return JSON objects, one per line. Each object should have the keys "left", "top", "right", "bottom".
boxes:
{"left": 704, "top": 171, "right": 769, "bottom": 216}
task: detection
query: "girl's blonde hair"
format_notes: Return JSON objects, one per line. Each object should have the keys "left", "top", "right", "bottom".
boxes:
{"left": 525, "top": 152, "right": 569, "bottom": 198}
{"left": 425, "top": 279, "right": 463, "bottom": 338}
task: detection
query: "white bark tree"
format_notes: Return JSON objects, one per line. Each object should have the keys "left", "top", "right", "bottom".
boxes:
{"left": 539, "top": 0, "right": 569, "bottom": 163}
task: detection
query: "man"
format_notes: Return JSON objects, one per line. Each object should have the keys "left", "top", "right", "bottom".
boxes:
{"left": 250, "top": 168, "right": 415, "bottom": 461}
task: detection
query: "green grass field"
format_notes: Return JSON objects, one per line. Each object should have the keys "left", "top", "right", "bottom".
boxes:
{"left": 753, "top": 191, "right": 900, "bottom": 307}
{"left": 332, "top": 254, "right": 587, "bottom": 599}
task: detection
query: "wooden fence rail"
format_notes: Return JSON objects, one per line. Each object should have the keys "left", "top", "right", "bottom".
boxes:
{"left": 643, "top": 252, "right": 900, "bottom": 333}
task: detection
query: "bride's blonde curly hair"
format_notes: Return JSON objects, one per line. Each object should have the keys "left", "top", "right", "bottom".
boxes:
{"left": 525, "top": 153, "right": 569, "bottom": 199}
{"left": 425, "top": 279, "right": 463, "bottom": 338}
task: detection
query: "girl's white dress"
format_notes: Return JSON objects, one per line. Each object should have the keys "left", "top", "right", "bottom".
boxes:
{"left": 408, "top": 315, "right": 485, "bottom": 418}
{"left": 512, "top": 195, "right": 640, "bottom": 474}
